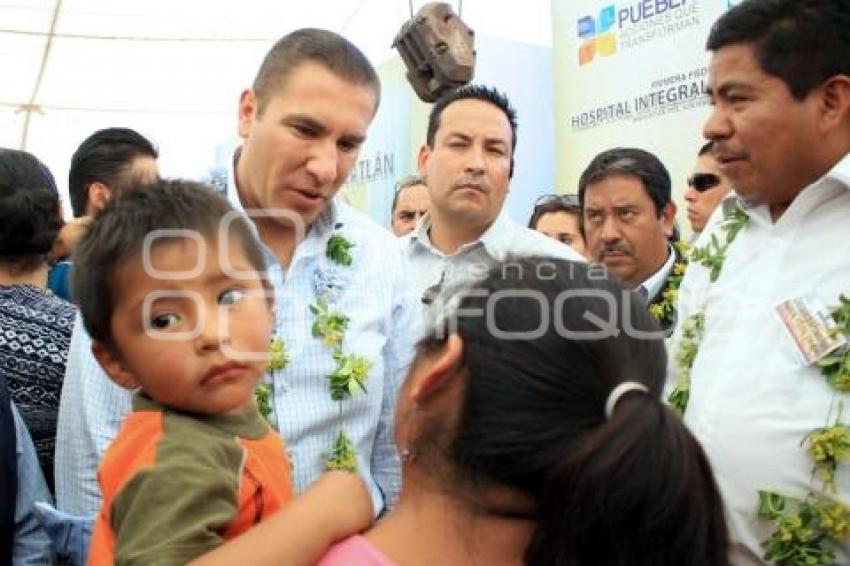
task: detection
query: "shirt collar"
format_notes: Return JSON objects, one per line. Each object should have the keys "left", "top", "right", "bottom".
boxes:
{"left": 823, "top": 151, "right": 850, "bottom": 190}
{"left": 407, "top": 209, "right": 514, "bottom": 260}
{"left": 639, "top": 243, "right": 676, "bottom": 301}
{"left": 726, "top": 151, "right": 850, "bottom": 223}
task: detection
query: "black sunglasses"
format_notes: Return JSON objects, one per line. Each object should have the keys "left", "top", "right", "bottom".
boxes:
{"left": 687, "top": 173, "right": 722, "bottom": 192}
{"left": 534, "top": 193, "right": 580, "bottom": 208}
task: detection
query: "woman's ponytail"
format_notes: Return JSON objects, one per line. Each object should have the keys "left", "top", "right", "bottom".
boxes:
{"left": 526, "top": 394, "right": 729, "bottom": 566}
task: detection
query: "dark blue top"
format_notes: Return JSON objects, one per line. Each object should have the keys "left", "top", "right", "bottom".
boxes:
{"left": 47, "top": 261, "right": 74, "bottom": 302}
{"left": 0, "top": 284, "right": 76, "bottom": 492}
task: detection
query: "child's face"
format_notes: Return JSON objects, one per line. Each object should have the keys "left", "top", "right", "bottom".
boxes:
{"left": 93, "top": 234, "right": 273, "bottom": 416}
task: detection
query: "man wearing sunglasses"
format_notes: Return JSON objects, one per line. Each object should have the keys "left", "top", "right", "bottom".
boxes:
{"left": 683, "top": 141, "right": 732, "bottom": 237}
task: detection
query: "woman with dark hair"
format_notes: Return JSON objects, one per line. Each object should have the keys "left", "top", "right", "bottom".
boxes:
{"left": 317, "top": 257, "right": 729, "bottom": 565}
{"left": 528, "top": 194, "right": 587, "bottom": 258}
{"left": 0, "top": 148, "right": 76, "bottom": 493}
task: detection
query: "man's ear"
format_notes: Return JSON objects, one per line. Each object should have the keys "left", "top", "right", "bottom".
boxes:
{"left": 661, "top": 201, "right": 677, "bottom": 237}
{"left": 417, "top": 144, "right": 432, "bottom": 179}
{"left": 92, "top": 341, "right": 139, "bottom": 390}
{"left": 238, "top": 89, "right": 258, "bottom": 139}
{"left": 87, "top": 182, "right": 112, "bottom": 214}
{"left": 817, "top": 75, "right": 850, "bottom": 134}
{"left": 410, "top": 334, "right": 464, "bottom": 404}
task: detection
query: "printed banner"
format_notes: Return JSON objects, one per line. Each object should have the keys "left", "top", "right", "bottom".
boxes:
{"left": 553, "top": 0, "right": 737, "bottom": 232}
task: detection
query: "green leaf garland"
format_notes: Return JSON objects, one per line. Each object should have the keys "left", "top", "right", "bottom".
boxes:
{"left": 689, "top": 203, "right": 749, "bottom": 282}
{"left": 256, "top": 338, "right": 291, "bottom": 423}
{"left": 313, "top": 230, "right": 371, "bottom": 472}
{"left": 325, "top": 430, "right": 358, "bottom": 472}
{"left": 326, "top": 234, "right": 354, "bottom": 266}
{"left": 255, "top": 383, "right": 274, "bottom": 422}
{"left": 758, "top": 491, "right": 850, "bottom": 565}
{"left": 817, "top": 295, "right": 850, "bottom": 392}
{"left": 666, "top": 312, "right": 704, "bottom": 415}
{"left": 310, "top": 297, "right": 350, "bottom": 349}
{"left": 648, "top": 240, "right": 690, "bottom": 328}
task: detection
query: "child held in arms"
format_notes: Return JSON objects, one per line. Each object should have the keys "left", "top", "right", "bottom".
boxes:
{"left": 75, "top": 180, "right": 370, "bottom": 565}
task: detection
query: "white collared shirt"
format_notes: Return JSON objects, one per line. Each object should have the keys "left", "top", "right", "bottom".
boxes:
{"left": 668, "top": 153, "right": 850, "bottom": 563}
{"left": 399, "top": 209, "right": 585, "bottom": 306}
{"left": 638, "top": 243, "right": 676, "bottom": 302}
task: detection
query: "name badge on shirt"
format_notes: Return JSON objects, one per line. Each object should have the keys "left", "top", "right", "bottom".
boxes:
{"left": 776, "top": 295, "right": 848, "bottom": 366}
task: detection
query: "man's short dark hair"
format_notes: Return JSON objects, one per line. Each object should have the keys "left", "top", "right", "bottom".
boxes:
{"left": 425, "top": 84, "right": 517, "bottom": 177}
{"left": 706, "top": 0, "right": 850, "bottom": 100}
{"left": 578, "top": 148, "right": 672, "bottom": 218}
{"left": 391, "top": 174, "right": 426, "bottom": 215}
{"left": 68, "top": 127, "right": 158, "bottom": 218}
{"left": 426, "top": 84, "right": 517, "bottom": 150}
{"left": 253, "top": 28, "right": 380, "bottom": 116}
{"left": 72, "top": 179, "right": 267, "bottom": 352}
{"left": 697, "top": 141, "right": 714, "bottom": 157}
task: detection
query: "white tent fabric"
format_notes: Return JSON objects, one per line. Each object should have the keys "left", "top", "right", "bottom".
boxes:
{"left": 1, "top": 0, "right": 552, "bottom": 209}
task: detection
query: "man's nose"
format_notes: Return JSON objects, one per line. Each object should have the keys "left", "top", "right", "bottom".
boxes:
{"left": 599, "top": 215, "right": 623, "bottom": 241}
{"left": 703, "top": 106, "right": 732, "bottom": 142}
{"left": 306, "top": 140, "right": 338, "bottom": 187}
{"left": 463, "top": 145, "right": 485, "bottom": 174}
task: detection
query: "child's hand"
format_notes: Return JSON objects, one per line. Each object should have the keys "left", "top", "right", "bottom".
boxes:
{"left": 190, "top": 471, "right": 375, "bottom": 566}
{"left": 303, "top": 471, "right": 374, "bottom": 540}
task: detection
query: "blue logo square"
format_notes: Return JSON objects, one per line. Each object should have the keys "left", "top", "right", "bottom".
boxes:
{"left": 577, "top": 15, "right": 596, "bottom": 39}
{"left": 598, "top": 5, "right": 616, "bottom": 32}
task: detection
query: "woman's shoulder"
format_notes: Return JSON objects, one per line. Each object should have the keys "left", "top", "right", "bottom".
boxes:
{"left": 0, "top": 284, "right": 76, "bottom": 335}
{"left": 316, "top": 535, "right": 394, "bottom": 566}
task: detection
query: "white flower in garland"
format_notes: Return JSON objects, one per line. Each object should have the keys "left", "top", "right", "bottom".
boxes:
{"left": 312, "top": 264, "right": 351, "bottom": 304}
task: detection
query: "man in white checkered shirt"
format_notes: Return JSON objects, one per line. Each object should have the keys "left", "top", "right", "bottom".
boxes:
{"left": 55, "top": 29, "right": 418, "bottom": 532}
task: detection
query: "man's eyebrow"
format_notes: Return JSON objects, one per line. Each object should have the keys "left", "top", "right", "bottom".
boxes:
{"left": 286, "top": 113, "right": 365, "bottom": 145}
{"left": 445, "top": 132, "right": 473, "bottom": 142}
{"left": 285, "top": 114, "right": 326, "bottom": 132}
{"left": 709, "top": 81, "right": 755, "bottom": 98}
{"left": 340, "top": 132, "right": 367, "bottom": 146}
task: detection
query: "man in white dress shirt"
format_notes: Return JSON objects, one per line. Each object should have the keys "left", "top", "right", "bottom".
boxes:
{"left": 402, "top": 84, "right": 584, "bottom": 306}
{"left": 668, "top": 0, "right": 850, "bottom": 562}
{"left": 578, "top": 147, "right": 680, "bottom": 333}
{"left": 55, "top": 28, "right": 417, "bottom": 525}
